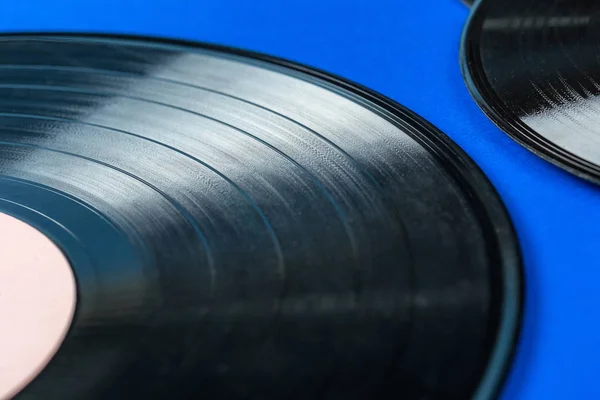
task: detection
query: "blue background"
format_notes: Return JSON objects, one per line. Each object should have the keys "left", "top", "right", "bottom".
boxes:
{"left": 2, "top": 0, "right": 599, "bottom": 398}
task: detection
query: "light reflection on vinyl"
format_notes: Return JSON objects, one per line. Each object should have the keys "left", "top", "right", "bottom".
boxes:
{"left": 0, "top": 33, "right": 521, "bottom": 400}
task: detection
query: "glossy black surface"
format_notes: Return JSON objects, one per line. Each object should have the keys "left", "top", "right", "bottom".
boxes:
{"left": 0, "top": 34, "right": 520, "bottom": 400}
{"left": 462, "top": 0, "right": 600, "bottom": 183}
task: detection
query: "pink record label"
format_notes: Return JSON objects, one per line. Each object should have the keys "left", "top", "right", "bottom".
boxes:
{"left": 0, "top": 213, "right": 76, "bottom": 399}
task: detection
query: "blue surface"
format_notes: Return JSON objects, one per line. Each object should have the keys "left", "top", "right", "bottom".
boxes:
{"left": 2, "top": 0, "right": 599, "bottom": 398}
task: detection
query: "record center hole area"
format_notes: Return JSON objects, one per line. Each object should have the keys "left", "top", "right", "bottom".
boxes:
{"left": 0, "top": 212, "right": 76, "bottom": 400}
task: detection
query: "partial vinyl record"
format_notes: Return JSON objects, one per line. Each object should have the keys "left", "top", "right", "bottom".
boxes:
{"left": 0, "top": 34, "right": 521, "bottom": 400}
{"left": 461, "top": 0, "right": 600, "bottom": 183}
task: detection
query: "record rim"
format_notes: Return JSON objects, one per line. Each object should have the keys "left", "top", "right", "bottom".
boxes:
{"left": 0, "top": 30, "right": 522, "bottom": 400}
{"left": 460, "top": 0, "right": 600, "bottom": 185}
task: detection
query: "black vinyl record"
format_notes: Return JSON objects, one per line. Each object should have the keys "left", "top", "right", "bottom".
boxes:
{"left": 0, "top": 34, "right": 521, "bottom": 400}
{"left": 461, "top": 0, "right": 600, "bottom": 183}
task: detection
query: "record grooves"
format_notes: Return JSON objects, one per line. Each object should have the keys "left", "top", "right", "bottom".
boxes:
{"left": 0, "top": 33, "right": 521, "bottom": 400}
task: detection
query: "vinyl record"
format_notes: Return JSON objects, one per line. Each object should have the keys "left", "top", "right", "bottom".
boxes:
{"left": 461, "top": 0, "right": 600, "bottom": 183}
{"left": 0, "top": 34, "right": 521, "bottom": 400}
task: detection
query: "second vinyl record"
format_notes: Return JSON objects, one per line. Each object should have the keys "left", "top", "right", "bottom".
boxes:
{"left": 461, "top": 0, "right": 600, "bottom": 184}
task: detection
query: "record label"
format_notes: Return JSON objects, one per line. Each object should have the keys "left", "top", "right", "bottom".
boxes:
{"left": 0, "top": 212, "right": 76, "bottom": 400}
